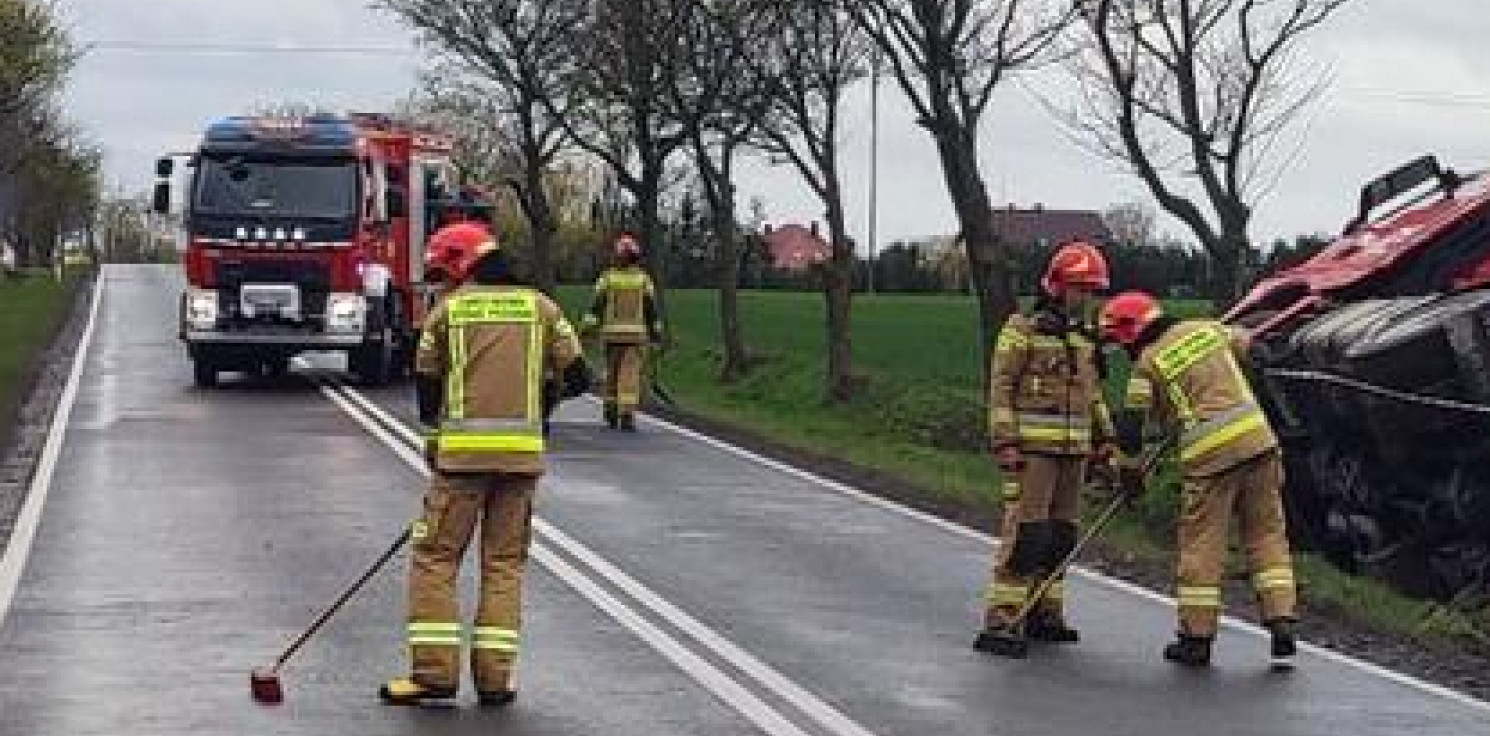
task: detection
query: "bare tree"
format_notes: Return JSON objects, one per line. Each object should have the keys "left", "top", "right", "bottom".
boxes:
{"left": 376, "top": 0, "right": 582, "bottom": 293}
{"left": 551, "top": 0, "right": 694, "bottom": 312}
{"left": 668, "top": 0, "right": 783, "bottom": 381}
{"left": 757, "top": 2, "right": 870, "bottom": 402}
{"left": 846, "top": 0, "right": 1074, "bottom": 359}
{"left": 1064, "top": 0, "right": 1352, "bottom": 302}
{"left": 406, "top": 70, "right": 518, "bottom": 191}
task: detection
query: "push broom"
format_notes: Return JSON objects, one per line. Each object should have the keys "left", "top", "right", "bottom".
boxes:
{"left": 251, "top": 527, "right": 411, "bottom": 704}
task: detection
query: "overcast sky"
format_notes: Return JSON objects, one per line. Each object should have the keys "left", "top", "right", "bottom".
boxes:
{"left": 57, "top": 0, "right": 1490, "bottom": 250}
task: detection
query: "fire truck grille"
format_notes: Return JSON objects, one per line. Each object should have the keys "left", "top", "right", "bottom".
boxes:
{"left": 214, "top": 259, "right": 331, "bottom": 323}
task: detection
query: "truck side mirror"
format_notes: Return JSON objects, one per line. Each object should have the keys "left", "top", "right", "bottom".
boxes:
{"left": 386, "top": 187, "right": 407, "bottom": 219}
{"left": 152, "top": 182, "right": 171, "bottom": 215}
{"left": 156, "top": 157, "right": 174, "bottom": 178}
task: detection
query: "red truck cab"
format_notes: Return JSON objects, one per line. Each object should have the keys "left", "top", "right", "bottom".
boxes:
{"left": 152, "top": 112, "right": 489, "bottom": 387}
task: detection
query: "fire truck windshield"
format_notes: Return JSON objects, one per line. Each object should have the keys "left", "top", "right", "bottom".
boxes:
{"left": 193, "top": 156, "right": 357, "bottom": 220}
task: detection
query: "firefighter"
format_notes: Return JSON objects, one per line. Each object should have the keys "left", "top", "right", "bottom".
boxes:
{"left": 381, "top": 222, "right": 591, "bottom": 706}
{"left": 1099, "top": 291, "right": 1298, "bottom": 669}
{"left": 974, "top": 240, "right": 1119, "bottom": 656}
{"left": 581, "top": 233, "right": 664, "bottom": 431}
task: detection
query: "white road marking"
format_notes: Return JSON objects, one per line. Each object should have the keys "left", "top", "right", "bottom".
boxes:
{"left": 539, "top": 522, "right": 882, "bottom": 736}
{"left": 621, "top": 402, "right": 1490, "bottom": 713}
{"left": 535, "top": 546, "right": 813, "bottom": 736}
{"left": 0, "top": 272, "right": 104, "bottom": 625}
{"left": 314, "top": 368, "right": 1490, "bottom": 714}
{"left": 319, "top": 380, "right": 882, "bottom": 736}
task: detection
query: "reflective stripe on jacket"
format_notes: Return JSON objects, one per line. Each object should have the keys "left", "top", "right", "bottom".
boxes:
{"left": 1131, "top": 320, "right": 1276, "bottom": 476}
{"left": 586, "top": 267, "right": 659, "bottom": 344}
{"left": 416, "top": 285, "right": 582, "bottom": 474}
{"left": 988, "top": 312, "right": 1114, "bottom": 455}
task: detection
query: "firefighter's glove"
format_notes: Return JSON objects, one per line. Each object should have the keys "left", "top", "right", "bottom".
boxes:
{"left": 993, "top": 444, "right": 1024, "bottom": 474}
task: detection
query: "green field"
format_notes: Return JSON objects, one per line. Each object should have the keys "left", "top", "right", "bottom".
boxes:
{"left": 556, "top": 285, "right": 1489, "bottom": 650}
{"left": 557, "top": 288, "right": 1209, "bottom": 510}
{"left": 0, "top": 272, "right": 83, "bottom": 443}
{"left": 559, "top": 288, "right": 1007, "bottom": 506}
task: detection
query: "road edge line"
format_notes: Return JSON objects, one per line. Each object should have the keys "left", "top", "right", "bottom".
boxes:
{"left": 623, "top": 403, "right": 1490, "bottom": 713}
{"left": 0, "top": 270, "right": 104, "bottom": 625}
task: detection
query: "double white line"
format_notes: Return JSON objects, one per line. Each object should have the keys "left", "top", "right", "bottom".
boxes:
{"left": 316, "top": 376, "right": 879, "bottom": 736}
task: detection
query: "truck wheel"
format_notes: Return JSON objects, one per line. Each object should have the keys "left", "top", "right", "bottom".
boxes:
{"left": 193, "top": 357, "right": 219, "bottom": 389}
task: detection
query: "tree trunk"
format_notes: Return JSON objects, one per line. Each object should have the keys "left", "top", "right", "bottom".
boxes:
{"left": 1207, "top": 229, "right": 1250, "bottom": 310}
{"left": 522, "top": 156, "right": 558, "bottom": 295}
{"left": 932, "top": 128, "right": 1014, "bottom": 384}
{"left": 635, "top": 170, "right": 668, "bottom": 323}
{"left": 822, "top": 169, "right": 854, "bottom": 404}
{"left": 714, "top": 212, "right": 747, "bottom": 382}
{"left": 703, "top": 152, "right": 749, "bottom": 383}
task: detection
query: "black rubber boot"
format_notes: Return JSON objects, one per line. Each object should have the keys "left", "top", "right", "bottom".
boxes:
{"left": 603, "top": 403, "right": 619, "bottom": 429}
{"left": 1026, "top": 611, "right": 1080, "bottom": 643}
{"left": 1266, "top": 618, "right": 1297, "bottom": 671}
{"left": 973, "top": 626, "right": 1030, "bottom": 658}
{"left": 478, "top": 690, "right": 518, "bottom": 707}
{"left": 1163, "top": 633, "right": 1213, "bottom": 667}
{"left": 619, "top": 412, "right": 636, "bottom": 432}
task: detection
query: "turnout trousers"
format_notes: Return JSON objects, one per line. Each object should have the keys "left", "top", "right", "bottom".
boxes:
{"left": 1175, "top": 449, "right": 1297, "bottom": 637}
{"left": 603, "top": 341, "right": 645, "bottom": 417}
{"left": 985, "top": 453, "right": 1086, "bottom": 627}
{"left": 407, "top": 471, "right": 536, "bottom": 693}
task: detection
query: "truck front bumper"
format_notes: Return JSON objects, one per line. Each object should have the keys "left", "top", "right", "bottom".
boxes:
{"left": 183, "top": 328, "right": 365, "bottom": 350}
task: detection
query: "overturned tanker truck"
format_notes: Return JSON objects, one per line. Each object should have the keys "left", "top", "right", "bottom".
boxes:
{"left": 1225, "top": 155, "right": 1490, "bottom": 602}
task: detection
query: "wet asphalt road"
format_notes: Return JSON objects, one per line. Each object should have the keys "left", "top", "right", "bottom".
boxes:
{"left": 0, "top": 264, "right": 1486, "bottom": 735}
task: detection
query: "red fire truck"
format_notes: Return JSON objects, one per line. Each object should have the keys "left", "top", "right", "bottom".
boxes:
{"left": 151, "top": 112, "right": 490, "bottom": 387}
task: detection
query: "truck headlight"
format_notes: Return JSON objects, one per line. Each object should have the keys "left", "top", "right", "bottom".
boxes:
{"left": 326, "top": 293, "right": 366, "bottom": 333}
{"left": 184, "top": 289, "right": 218, "bottom": 330}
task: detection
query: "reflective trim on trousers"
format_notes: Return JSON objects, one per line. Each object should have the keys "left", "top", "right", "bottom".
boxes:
{"left": 472, "top": 626, "right": 520, "bottom": 654}
{"left": 408, "top": 622, "right": 463, "bottom": 647}
{"left": 1253, "top": 567, "right": 1295, "bottom": 591}
{"left": 988, "top": 582, "right": 1029, "bottom": 606}
{"left": 1177, "top": 585, "right": 1221, "bottom": 608}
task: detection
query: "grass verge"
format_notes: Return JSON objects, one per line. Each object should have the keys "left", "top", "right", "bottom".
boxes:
{"left": 0, "top": 271, "right": 86, "bottom": 449}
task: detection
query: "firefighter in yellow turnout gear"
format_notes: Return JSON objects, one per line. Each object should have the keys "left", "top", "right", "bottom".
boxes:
{"left": 1100, "top": 291, "right": 1298, "bottom": 669}
{"left": 381, "top": 223, "right": 592, "bottom": 706}
{"left": 975, "top": 242, "right": 1119, "bottom": 656}
{"left": 582, "top": 234, "right": 664, "bottom": 431}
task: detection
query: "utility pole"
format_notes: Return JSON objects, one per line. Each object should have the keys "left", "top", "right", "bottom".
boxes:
{"left": 865, "top": 33, "right": 881, "bottom": 295}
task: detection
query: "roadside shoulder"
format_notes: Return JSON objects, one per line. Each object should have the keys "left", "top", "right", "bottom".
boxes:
{"left": 642, "top": 400, "right": 1490, "bottom": 705}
